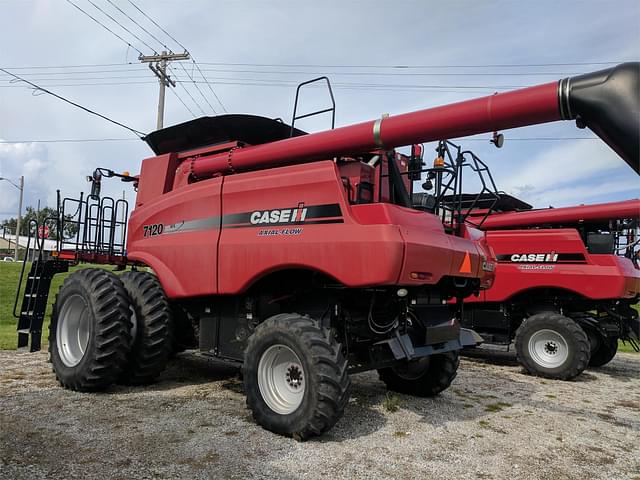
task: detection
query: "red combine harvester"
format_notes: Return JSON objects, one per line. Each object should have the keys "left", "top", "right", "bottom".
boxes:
{"left": 460, "top": 196, "right": 640, "bottom": 380}
{"left": 13, "top": 63, "right": 639, "bottom": 438}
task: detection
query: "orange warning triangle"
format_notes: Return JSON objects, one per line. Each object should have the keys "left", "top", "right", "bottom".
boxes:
{"left": 459, "top": 251, "right": 472, "bottom": 273}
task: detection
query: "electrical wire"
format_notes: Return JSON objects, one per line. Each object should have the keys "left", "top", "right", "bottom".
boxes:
{"left": 104, "top": 0, "right": 172, "bottom": 52}
{"left": 174, "top": 63, "right": 218, "bottom": 114}
{"left": 0, "top": 68, "right": 146, "bottom": 137}
{"left": 168, "top": 67, "right": 208, "bottom": 116}
{"left": 84, "top": 0, "right": 157, "bottom": 53}
{"left": 3, "top": 60, "right": 623, "bottom": 70}
{"left": 64, "top": 0, "right": 142, "bottom": 55}
{"left": 126, "top": 0, "right": 189, "bottom": 51}
{"left": 0, "top": 138, "right": 138, "bottom": 144}
{"left": 168, "top": 83, "right": 198, "bottom": 118}
{"left": 197, "top": 61, "right": 624, "bottom": 68}
{"left": 124, "top": 0, "right": 226, "bottom": 112}
{"left": 192, "top": 60, "right": 227, "bottom": 112}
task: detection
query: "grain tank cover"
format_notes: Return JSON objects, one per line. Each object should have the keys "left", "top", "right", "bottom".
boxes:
{"left": 144, "top": 114, "right": 307, "bottom": 155}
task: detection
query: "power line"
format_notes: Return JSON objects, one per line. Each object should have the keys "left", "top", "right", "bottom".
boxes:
{"left": 173, "top": 63, "right": 218, "bottom": 114}
{"left": 0, "top": 68, "right": 146, "bottom": 137}
{"left": 64, "top": 0, "right": 143, "bottom": 55}
{"left": 0, "top": 63, "right": 135, "bottom": 70}
{"left": 4, "top": 60, "right": 624, "bottom": 71}
{"left": 197, "top": 61, "right": 623, "bottom": 69}
{"left": 1, "top": 72, "right": 532, "bottom": 89}
{"left": 0, "top": 68, "right": 145, "bottom": 76}
{"left": 168, "top": 67, "right": 207, "bottom": 116}
{"left": 168, "top": 85, "right": 197, "bottom": 118}
{"left": 0, "top": 70, "right": 582, "bottom": 81}
{"left": 126, "top": 0, "right": 189, "bottom": 51}
{"left": 104, "top": 0, "right": 172, "bottom": 52}
{"left": 124, "top": 0, "right": 226, "bottom": 112}
{"left": 192, "top": 60, "right": 227, "bottom": 112}
{"left": 84, "top": 0, "right": 157, "bottom": 53}
{"left": 0, "top": 138, "right": 139, "bottom": 144}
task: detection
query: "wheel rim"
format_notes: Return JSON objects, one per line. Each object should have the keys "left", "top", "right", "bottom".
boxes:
{"left": 56, "top": 294, "right": 91, "bottom": 367}
{"left": 528, "top": 329, "right": 569, "bottom": 369}
{"left": 258, "top": 344, "right": 305, "bottom": 415}
{"left": 392, "top": 357, "right": 430, "bottom": 380}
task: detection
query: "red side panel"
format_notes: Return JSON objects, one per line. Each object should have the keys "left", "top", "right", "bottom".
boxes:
{"left": 127, "top": 177, "right": 223, "bottom": 298}
{"left": 217, "top": 161, "right": 405, "bottom": 294}
{"left": 467, "top": 229, "right": 640, "bottom": 303}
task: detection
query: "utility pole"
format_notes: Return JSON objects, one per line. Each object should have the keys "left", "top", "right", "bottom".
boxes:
{"left": 139, "top": 51, "right": 190, "bottom": 129}
{"left": 0, "top": 175, "right": 23, "bottom": 261}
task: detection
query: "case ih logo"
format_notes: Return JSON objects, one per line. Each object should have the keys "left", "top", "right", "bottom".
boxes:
{"left": 509, "top": 252, "right": 559, "bottom": 263}
{"left": 250, "top": 202, "right": 308, "bottom": 225}
{"left": 496, "top": 252, "right": 586, "bottom": 264}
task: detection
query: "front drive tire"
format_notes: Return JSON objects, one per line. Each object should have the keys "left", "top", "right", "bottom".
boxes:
{"left": 49, "top": 269, "right": 132, "bottom": 392}
{"left": 378, "top": 351, "right": 460, "bottom": 397}
{"left": 243, "top": 313, "right": 351, "bottom": 441}
{"left": 515, "top": 312, "right": 590, "bottom": 380}
{"left": 118, "top": 271, "right": 174, "bottom": 385}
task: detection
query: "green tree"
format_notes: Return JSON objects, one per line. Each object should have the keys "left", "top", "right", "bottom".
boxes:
{"left": 1, "top": 206, "right": 78, "bottom": 239}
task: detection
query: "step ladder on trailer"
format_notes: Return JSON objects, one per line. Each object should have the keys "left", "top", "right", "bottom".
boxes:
{"left": 14, "top": 259, "right": 68, "bottom": 351}
{"left": 12, "top": 219, "right": 69, "bottom": 352}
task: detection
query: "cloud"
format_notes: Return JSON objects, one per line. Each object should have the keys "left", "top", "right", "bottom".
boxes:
{"left": 0, "top": 142, "right": 49, "bottom": 216}
{"left": 492, "top": 139, "right": 640, "bottom": 207}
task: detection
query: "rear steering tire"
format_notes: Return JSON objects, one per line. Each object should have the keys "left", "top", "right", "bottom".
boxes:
{"left": 587, "top": 332, "right": 619, "bottom": 367}
{"left": 378, "top": 351, "right": 460, "bottom": 397}
{"left": 49, "top": 268, "right": 131, "bottom": 392}
{"left": 118, "top": 271, "right": 174, "bottom": 385}
{"left": 515, "top": 312, "right": 590, "bottom": 380}
{"left": 243, "top": 313, "right": 351, "bottom": 441}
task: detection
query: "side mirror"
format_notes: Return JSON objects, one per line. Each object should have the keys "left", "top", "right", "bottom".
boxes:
{"left": 409, "top": 144, "right": 424, "bottom": 181}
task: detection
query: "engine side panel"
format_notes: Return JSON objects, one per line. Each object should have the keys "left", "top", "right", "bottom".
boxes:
{"left": 468, "top": 229, "right": 640, "bottom": 303}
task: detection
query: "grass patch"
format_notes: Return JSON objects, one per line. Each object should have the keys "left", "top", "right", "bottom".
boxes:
{"left": 618, "top": 340, "right": 638, "bottom": 353}
{"left": 484, "top": 402, "right": 512, "bottom": 413}
{"left": 382, "top": 393, "right": 402, "bottom": 412}
{"left": 393, "top": 431, "right": 409, "bottom": 438}
{"left": 478, "top": 420, "right": 490, "bottom": 428}
{"left": 0, "top": 262, "right": 116, "bottom": 350}
{"left": 545, "top": 394, "right": 557, "bottom": 399}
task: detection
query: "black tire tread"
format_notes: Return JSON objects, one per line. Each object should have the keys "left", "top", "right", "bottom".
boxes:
{"left": 515, "top": 312, "right": 590, "bottom": 380}
{"left": 118, "top": 271, "right": 173, "bottom": 385}
{"left": 588, "top": 335, "right": 618, "bottom": 367}
{"left": 243, "top": 313, "right": 351, "bottom": 441}
{"left": 49, "top": 268, "right": 131, "bottom": 392}
{"left": 378, "top": 351, "right": 460, "bottom": 397}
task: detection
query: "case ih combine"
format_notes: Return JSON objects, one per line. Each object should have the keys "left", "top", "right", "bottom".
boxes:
{"left": 460, "top": 196, "right": 640, "bottom": 380}
{"left": 13, "top": 62, "right": 639, "bottom": 439}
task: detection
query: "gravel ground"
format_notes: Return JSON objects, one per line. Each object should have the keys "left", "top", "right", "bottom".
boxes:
{"left": 1, "top": 349, "right": 639, "bottom": 480}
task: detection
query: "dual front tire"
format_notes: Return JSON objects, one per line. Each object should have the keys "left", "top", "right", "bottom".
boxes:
{"left": 49, "top": 269, "right": 173, "bottom": 391}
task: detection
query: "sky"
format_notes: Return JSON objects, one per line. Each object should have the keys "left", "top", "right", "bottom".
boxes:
{"left": 0, "top": 0, "right": 639, "bottom": 222}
